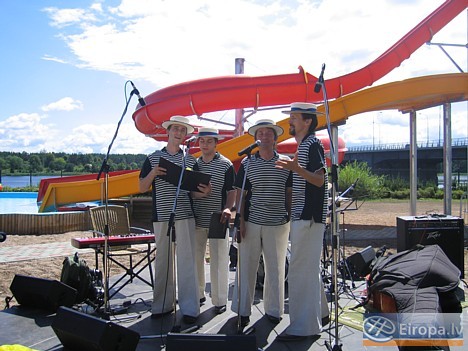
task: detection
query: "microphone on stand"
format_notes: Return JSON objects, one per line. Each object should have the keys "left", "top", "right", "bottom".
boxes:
{"left": 314, "top": 63, "right": 326, "bottom": 93}
{"left": 238, "top": 140, "right": 261, "bottom": 156}
{"left": 130, "top": 81, "right": 146, "bottom": 106}
{"left": 184, "top": 135, "right": 197, "bottom": 145}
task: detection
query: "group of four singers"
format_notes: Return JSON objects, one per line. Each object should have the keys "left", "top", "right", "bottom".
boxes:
{"left": 138, "top": 102, "right": 328, "bottom": 342}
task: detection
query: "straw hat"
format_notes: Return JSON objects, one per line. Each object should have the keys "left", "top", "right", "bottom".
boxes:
{"left": 247, "top": 119, "right": 284, "bottom": 137}
{"left": 161, "top": 115, "right": 195, "bottom": 134}
{"left": 196, "top": 127, "right": 224, "bottom": 139}
{"left": 282, "top": 102, "right": 324, "bottom": 115}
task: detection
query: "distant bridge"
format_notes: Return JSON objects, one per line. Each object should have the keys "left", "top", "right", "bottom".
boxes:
{"left": 343, "top": 137, "right": 467, "bottom": 183}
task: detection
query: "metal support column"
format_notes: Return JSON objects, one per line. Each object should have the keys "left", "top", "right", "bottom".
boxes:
{"left": 234, "top": 58, "right": 245, "bottom": 137}
{"left": 443, "top": 102, "right": 452, "bottom": 214}
{"left": 409, "top": 111, "right": 417, "bottom": 216}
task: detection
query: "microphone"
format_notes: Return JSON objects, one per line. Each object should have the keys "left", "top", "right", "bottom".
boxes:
{"left": 185, "top": 135, "right": 197, "bottom": 145}
{"left": 314, "top": 63, "right": 326, "bottom": 93}
{"left": 238, "top": 140, "right": 261, "bottom": 156}
{"left": 130, "top": 81, "right": 146, "bottom": 106}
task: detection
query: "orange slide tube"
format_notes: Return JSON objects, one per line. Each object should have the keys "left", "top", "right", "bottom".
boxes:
{"left": 132, "top": 0, "right": 466, "bottom": 137}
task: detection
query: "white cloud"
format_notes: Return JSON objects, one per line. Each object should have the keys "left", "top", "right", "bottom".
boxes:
{"left": 43, "top": 7, "right": 98, "bottom": 28}
{"left": 16, "top": 0, "right": 465, "bottom": 154}
{"left": 41, "top": 97, "right": 84, "bottom": 112}
{"left": 0, "top": 113, "right": 58, "bottom": 151}
{"left": 41, "top": 54, "right": 68, "bottom": 64}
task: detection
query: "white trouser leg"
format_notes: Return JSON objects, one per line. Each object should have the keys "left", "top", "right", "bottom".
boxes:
{"left": 152, "top": 219, "right": 200, "bottom": 317}
{"left": 261, "top": 222, "right": 290, "bottom": 318}
{"left": 287, "top": 220, "right": 325, "bottom": 336}
{"left": 195, "top": 227, "right": 209, "bottom": 299}
{"left": 231, "top": 221, "right": 261, "bottom": 316}
{"left": 209, "top": 229, "right": 229, "bottom": 307}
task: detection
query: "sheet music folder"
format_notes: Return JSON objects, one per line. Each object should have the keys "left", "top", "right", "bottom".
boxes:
{"left": 208, "top": 212, "right": 229, "bottom": 239}
{"left": 158, "top": 157, "right": 211, "bottom": 192}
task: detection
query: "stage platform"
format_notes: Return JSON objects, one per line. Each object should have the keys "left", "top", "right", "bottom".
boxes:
{"left": 1, "top": 263, "right": 467, "bottom": 350}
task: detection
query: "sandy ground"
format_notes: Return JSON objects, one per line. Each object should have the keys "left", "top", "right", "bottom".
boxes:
{"left": 1, "top": 199, "right": 466, "bottom": 307}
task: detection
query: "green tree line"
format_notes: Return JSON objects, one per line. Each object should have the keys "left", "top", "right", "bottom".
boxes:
{"left": 0, "top": 151, "right": 147, "bottom": 175}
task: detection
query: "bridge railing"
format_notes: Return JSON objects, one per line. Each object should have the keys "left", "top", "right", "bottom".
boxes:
{"left": 347, "top": 137, "right": 467, "bottom": 152}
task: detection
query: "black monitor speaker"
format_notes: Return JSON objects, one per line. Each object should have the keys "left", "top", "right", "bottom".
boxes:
{"left": 9, "top": 274, "right": 77, "bottom": 312}
{"left": 52, "top": 306, "right": 140, "bottom": 351}
{"left": 166, "top": 332, "right": 257, "bottom": 351}
{"left": 397, "top": 215, "right": 464, "bottom": 277}
{"left": 346, "top": 245, "right": 376, "bottom": 277}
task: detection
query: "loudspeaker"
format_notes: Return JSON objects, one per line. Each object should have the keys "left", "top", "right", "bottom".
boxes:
{"left": 166, "top": 333, "right": 257, "bottom": 351}
{"left": 397, "top": 215, "right": 464, "bottom": 277}
{"left": 346, "top": 245, "right": 376, "bottom": 277}
{"left": 9, "top": 274, "right": 77, "bottom": 312}
{"left": 52, "top": 306, "right": 140, "bottom": 351}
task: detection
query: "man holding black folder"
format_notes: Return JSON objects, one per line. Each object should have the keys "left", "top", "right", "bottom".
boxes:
{"left": 139, "top": 115, "right": 207, "bottom": 324}
{"left": 191, "top": 127, "right": 236, "bottom": 315}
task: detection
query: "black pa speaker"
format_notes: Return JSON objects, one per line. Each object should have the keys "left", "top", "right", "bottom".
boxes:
{"left": 166, "top": 332, "right": 257, "bottom": 351}
{"left": 9, "top": 274, "right": 77, "bottom": 312}
{"left": 397, "top": 215, "right": 464, "bottom": 277}
{"left": 346, "top": 245, "right": 376, "bottom": 277}
{"left": 52, "top": 306, "right": 140, "bottom": 351}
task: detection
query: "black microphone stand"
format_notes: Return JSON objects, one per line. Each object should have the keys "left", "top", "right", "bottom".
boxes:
{"left": 316, "top": 65, "right": 343, "bottom": 351}
{"left": 232, "top": 149, "right": 256, "bottom": 335}
{"left": 161, "top": 138, "right": 198, "bottom": 334}
{"left": 95, "top": 81, "right": 138, "bottom": 320}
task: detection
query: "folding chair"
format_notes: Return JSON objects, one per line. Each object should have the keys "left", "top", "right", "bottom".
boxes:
{"left": 88, "top": 205, "right": 155, "bottom": 299}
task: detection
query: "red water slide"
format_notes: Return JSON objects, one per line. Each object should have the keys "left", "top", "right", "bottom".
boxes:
{"left": 132, "top": 0, "right": 467, "bottom": 137}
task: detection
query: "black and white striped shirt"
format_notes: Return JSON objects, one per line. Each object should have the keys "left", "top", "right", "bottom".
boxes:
{"left": 192, "top": 153, "right": 235, "bottom": 228}
{"left": 139, "top": 147, "right": 196, "bottom": 222}
{"left": 235, "top": 151, "right": 292, "bottom": 226}
{"left": 291, "top": 133, "right": 329, "bottom": 223}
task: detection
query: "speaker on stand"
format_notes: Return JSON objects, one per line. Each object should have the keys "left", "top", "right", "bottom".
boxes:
{"left": 397, "top": 215, "right": 464, "bottom": 278}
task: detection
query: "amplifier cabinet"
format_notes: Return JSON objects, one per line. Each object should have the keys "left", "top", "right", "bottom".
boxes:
{"left": 396, "top": 215, "right": 464, "bottom": 278}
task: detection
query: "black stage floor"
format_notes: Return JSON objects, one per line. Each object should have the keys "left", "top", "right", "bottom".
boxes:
{"left": 1, "top": 265, "right": 467, "bottom": 351}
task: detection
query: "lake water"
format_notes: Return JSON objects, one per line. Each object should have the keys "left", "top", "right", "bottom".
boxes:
{"left": 0, "top": 192, "right": 39, "bottom": 214}
{"left": 0, "top": 175, "right": 61, "bottom": 188}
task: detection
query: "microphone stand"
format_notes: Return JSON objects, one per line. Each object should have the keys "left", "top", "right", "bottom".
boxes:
{"left": 317, "top": 65, "right": 343, "bottom": 351}
{"left": 96, "top": 82, "right": 137, "bottom": 320}
{"left": 232, "top": 150, "right": 255, "bottom": 335}
{"left": 163, "top": 139, "right": 194, "bottom": 334}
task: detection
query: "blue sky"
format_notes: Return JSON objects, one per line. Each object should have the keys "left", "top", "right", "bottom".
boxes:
{"left": 0, "top": 0, "right": 466, "bottom": 155}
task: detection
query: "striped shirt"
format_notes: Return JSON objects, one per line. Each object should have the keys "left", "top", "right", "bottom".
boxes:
{"left": 192, "top": 153, "right": 235, "bottom": 228}
{"left": 291, "top": 133, "right": 329, "bottom": 223}
{"left": 139, "top": 147, "right": 196, "bottom": 222}
{"left": 235, "top": 151, "right": 292, "bottom": 226}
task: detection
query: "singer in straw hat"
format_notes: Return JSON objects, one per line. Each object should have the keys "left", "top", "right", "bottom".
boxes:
{"left": 275, "top": 103, "right": 329, "bottom": 341}
{"left": 191, "top": 127, "right": 236, "bottom": 315}
{"left": 231, "top": 118, "right": 292, "bottom": 328}
{"left": 139, "top": 115, "right": 208, "bottom": 325}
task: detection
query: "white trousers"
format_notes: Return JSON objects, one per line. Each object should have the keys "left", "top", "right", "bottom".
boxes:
{"left": 231, "top": 221, "right": 289, "bottom": 318}
{"left": 151, "top": 218, "right": 200, "bottom": 317}
{"left": 287, "top": 219, "right": 325, "bottom": 336}
{"left": 194, "top": 227, "right": 229, "bottom": 307}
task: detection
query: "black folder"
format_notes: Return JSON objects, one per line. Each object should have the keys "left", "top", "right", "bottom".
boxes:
{"left": 208, "top": 212, "right": 229, "bottom": 239}
{"left": 158, "top": 157, "right": 211, "bottom": 192}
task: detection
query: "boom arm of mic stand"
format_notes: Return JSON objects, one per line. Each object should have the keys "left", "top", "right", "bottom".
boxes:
{"left": 95, "top": 85, "right": 135, "bottom": 318}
